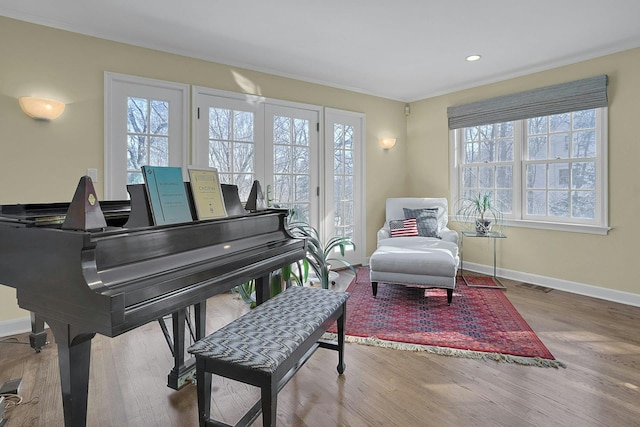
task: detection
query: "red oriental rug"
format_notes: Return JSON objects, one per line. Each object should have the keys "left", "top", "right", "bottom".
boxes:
{"left": 327, "top": 268, "right": 564, "bottom": 368}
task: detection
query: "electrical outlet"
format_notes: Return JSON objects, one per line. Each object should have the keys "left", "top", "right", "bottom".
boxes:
{"left": 0, "top": 378, "right": 22, "bottom": 396}
{"left": 87, "top": 168, "right": 98, "bottom": 182}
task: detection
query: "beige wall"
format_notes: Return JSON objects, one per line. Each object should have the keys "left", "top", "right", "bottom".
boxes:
{"left": 407, "top": 48, "right": 640, "bottom": 297}
{"left": 0, "top": 17, "right": 408, "bottom": 322}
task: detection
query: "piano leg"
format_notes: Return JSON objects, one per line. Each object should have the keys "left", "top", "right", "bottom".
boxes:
{"left": 29, "top": 311, "right": 48, "bottom": 352}
{"left": 44, "top": 318, "right": 95, "bottom": 427}
{"left": 254, "top": 274, "right": 271, "bottom": 306}
{"left": 166, "top": 301, "right": 206, "bottom": 390}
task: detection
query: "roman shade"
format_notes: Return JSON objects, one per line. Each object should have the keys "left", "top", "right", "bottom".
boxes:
{"left": 447, "top": 75, "right": 608, "bottom": 129}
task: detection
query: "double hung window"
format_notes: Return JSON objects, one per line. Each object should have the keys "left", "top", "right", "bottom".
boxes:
{"left": 449, "top": 75, "right": 609, "bottom": 234}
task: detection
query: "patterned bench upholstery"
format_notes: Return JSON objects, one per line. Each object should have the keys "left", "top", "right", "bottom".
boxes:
{"left": 188, "top": 286, "right": 349, "bottom": 427}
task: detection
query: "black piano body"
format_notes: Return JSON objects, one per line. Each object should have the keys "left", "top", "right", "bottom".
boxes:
{"left": 0, "top": 191, "right": 306, "bottom": 426}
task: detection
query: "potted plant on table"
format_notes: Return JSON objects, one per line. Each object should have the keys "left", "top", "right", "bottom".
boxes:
{"left": 455, "top": 192, "right": 503, "bottom": 235}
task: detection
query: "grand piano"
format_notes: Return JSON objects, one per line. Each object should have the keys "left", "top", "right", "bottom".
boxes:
{"left": 0, "top": 177, "right": 306, "bottom": 427}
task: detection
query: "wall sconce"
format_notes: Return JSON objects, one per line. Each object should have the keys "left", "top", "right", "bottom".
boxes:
{"left": 379, "top": 137, "right": 397, "bottom": 150}
{"left": 19, "top": 97, "right": 66, "bottom": 121}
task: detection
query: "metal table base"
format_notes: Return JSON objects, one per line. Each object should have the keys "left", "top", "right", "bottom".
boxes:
{"left": 460, "top": 231, "right": 506, "bottom": 289}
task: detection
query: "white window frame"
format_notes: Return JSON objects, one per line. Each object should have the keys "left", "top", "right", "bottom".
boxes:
{"left": 104, "top": 72, "right": 189, "bottom": 199}
{"left": 450, "top": 107, "right": 609, "bottom": 235}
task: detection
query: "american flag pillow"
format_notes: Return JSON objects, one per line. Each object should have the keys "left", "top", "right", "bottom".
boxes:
{"left": 389, "top": 218, "right": 419, "bottom": 237}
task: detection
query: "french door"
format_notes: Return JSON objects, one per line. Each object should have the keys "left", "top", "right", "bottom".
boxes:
{"left": 193, "top": 88, "right": 320, "bottom": 229}
{"left": 264, "top": 104, "right": 319, "bottom": 226}
{"left": 324, "top": 108, "right": 366, "bottom": 266}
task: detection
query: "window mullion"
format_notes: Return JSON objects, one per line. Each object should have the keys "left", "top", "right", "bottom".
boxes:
{"left": 511, "top": 120, "right": 523, "bottom": 220}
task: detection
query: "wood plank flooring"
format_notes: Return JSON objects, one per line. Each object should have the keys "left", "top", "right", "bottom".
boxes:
{"left": 1, "top": 272, "right": 639, "bottom": 426}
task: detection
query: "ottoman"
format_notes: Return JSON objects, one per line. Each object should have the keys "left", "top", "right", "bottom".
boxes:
{"left": 369, "top": 239, "right": 459, "bottom": 305}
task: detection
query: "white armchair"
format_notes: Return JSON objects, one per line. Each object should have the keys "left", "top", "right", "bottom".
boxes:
{"left": 370, "top": 197, "right": 460, "bottom": 304}
{"left": 377, "top": 197, "right": 459, "bottom": 245}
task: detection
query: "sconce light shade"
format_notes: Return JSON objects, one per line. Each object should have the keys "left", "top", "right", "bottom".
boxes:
{"left": 19, "top": 97, "right": 66, "bottom": 120}
{"left": 379, "top": 137, "right": 397, "bottom": 150}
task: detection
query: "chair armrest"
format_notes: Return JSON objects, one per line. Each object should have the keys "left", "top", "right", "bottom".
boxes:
{"left": 440, "top": 228, "right": 459, "bottom": 245}
{"left": 377, "top": 227, "right": 390, "bottom": 245}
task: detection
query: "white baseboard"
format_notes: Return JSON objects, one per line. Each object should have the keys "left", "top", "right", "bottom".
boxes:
{"left": 463, "top": 261, "right": 640, "bottom": 308}
{"left": 0, "top": 316, "right": 32, "bottom": 339}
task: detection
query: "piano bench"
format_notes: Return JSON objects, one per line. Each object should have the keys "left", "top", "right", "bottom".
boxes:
{"left": 187, "top": 286, "right": 349, "bottom": 427}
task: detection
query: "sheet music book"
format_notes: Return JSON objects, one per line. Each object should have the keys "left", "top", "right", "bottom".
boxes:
{"left": 188, "top": 167, "right": 228, "bottom": 220}
{"left": 142, "top": 166, "right": 193, "bottom": 225}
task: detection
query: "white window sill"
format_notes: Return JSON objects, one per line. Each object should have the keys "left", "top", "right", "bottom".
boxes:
{"left": 451, "top": 217, "right": 611, "bottom": 235}
{"left": 503, "top": 219, "right": 611, "bottom": 235}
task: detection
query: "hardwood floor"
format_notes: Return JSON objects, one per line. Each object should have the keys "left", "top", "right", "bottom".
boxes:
{"left": 1, "top": 272, "right": 639, "bottom": 426}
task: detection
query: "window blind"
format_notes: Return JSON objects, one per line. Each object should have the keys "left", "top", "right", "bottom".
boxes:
{"left": 447, "top": 75, "right": 608, "bottom": 129}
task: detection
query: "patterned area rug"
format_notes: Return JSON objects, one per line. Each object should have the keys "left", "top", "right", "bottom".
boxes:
{"left": 327, "top": 268, "right": 564, "bottom": 368}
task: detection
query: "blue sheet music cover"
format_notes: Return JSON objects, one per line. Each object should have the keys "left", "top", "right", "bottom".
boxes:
{"left": 142, "top": 166, "right": 193, "bottom": 225}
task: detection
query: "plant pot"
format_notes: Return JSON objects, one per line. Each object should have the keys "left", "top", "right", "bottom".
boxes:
{"left": 475, "top": 219, "right": 492, "bottom": 234}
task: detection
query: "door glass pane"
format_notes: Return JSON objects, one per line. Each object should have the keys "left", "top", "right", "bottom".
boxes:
{"left": 127, "top": 97, "right": 147, "bottom": 133}
{"left": 234, "top": 142, "right": 254, "bottom": 173}
{"left": 150, "top": 100, "right": 169, "bottom": 135}
{"left": 274, "top": 174, "right": 291, "bottom": 203}
{"left": 126, "top": 96, "right": 169, "bottom": 184}
{"left": 274, "top": 146, "right": 290, "bottom": 173}
{"left": 209, "top": 140, "right": 231, "bottom": 172}
{"left": 273, "top": 116, "right": 291, "bottom": 143}
{"left": 208, "top": 107, "right": 255, "bottom": 201}
{"left": 271, "top": 115, "right": 310, "bottom": 215}
{"left": 233, "top": 111, "right": 253, "bottom": 141}
{"left": 333, "top": 123, "right": 355, "bottom": 238}
{"left": 295, "top": 175, "right": 309, "bottom": 202}
{"left": 149, "top": 136, "right": 168, "bottom": 166}
{"left": 293, "top": 147, "right": 309, "bottom": 174}
{"left": 293, "top": 118, "right": 309, "bottom": 146}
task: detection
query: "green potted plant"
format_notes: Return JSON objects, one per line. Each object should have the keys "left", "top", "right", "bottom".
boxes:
{"left": 456, "top": 192, "right": 503, "bottom": 234}
{"left": 234, "top": 215, "right": 356, "bottom": 304}
{"left": 233, "top": 262, "right": 304, "bottom": 308}
{"left": 287, "top": 221, "right": 357, "bottom": 289}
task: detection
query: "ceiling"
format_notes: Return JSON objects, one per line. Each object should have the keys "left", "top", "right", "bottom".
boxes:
{"left": 2, "top": 1, "right": 640, "bottom": 102}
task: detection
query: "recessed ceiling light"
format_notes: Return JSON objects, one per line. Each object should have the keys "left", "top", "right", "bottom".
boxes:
{"left": 466, "top": 55, "right": 482, "bottom": 62}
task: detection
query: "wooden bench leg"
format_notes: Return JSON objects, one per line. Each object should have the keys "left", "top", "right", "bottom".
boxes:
{"left": 261, "top": 379, "right": 277, "bottom": 427}
{"left": 195, "top": 358, "right": 211, "bottom": 427}
{"left": 337, "top": 302, "right": 346, "bottom": 374}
